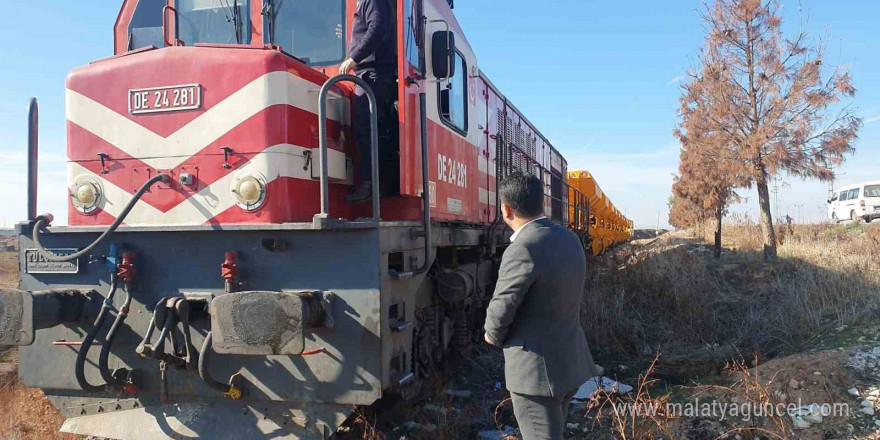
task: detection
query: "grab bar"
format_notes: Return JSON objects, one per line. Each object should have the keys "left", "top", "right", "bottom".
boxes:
{"left": 315, "top": 75, "right": 380, "bottom": 224}
{"left": 162, "top": 6, "right": 181, "bottom": 47}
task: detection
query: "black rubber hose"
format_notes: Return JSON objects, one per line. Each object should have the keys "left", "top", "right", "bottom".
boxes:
{"left": 198, "top": 332, "right": 232, "bottom": 394}
{"left": 75, "top": 274, "right": 118, "bottom": 393}
{"left": 32, "top": 173, "right": 169, "bottom": 262}
{"left": 98, "top": 282, "right": 132, "bottom": 389}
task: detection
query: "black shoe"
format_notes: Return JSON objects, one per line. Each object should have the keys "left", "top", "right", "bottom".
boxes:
{"left": 345, "top": 181, "right": 373, "bottom": 204}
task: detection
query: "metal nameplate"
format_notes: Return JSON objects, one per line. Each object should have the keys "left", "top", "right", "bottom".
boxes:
{"left": 447, "top": 197, "right": 463, "bottom": 214}
{"left": 25, "top": 249, "right": 80, "bottom": 274}
{"left": 129, "top": 83, "right": 202, "bottom": 115}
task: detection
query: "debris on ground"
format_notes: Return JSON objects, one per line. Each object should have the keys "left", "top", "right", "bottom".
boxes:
{"left": 572, "top": 376, "right": 634, "bottom": 401}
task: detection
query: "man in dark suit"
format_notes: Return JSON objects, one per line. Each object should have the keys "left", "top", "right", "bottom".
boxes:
{"left": 484, "top": 172, "right": 597, "bottom": 440}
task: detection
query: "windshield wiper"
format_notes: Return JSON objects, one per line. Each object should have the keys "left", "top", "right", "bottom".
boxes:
{"left": 221, "top": 0, "right": 243, "bottom": 44}
{"left": 262, "top": 0, "right": 281, "bottom": 45}
{"left": 233, "top": 0, "right": 243, "bottom": 44}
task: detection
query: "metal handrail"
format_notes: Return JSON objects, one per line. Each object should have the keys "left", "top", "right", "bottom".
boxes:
{"left": 409, "top": 93, "right": 433, "bottom": 275}
{"left": 27, "top": 98, "right": 38, "bottom": 222}
{"left": 316, "top": 75, "right": 380, "bottom": 224}
{"left": 391, "top": 93, "right": 433, "bottom": 279}
{"left": 162, "top": 6, "right": 180, "bottom": 47}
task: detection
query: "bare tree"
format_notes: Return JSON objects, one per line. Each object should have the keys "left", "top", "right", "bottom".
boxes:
{"left": 677, "top": 0, "right": 861, "bottom": 260}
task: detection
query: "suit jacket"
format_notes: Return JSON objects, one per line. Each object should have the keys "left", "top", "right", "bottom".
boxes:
{"left": 484, "top": 218, "right": 597, "bottom": 397}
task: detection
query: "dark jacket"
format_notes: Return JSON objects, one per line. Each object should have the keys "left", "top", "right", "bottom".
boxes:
{"left": 349, "top": 0, "right": 396, "bottom": 72}
{"left": 484, "top": 218, "right": 598, "bottom": 397}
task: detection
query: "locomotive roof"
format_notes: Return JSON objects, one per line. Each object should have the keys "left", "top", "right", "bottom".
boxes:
{"left": 479, "top": 70, "right": 565, "bottom": 166}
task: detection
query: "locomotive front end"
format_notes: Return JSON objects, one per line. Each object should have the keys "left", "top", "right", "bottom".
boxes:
{"left": 7, "top": 221, "right": 389, "bottom": 439}
{"left": 65, "top": 45, "right": 353, "bottom": 227}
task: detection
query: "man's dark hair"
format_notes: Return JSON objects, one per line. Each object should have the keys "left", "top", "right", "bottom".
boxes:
{"left": 499, "top": 172, "right": 545, "bottom": 217}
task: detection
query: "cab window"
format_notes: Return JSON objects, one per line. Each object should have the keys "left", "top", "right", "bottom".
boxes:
{"left": 404, "top": 0, "right": 424, "bottom": 72}
{"left": 177, "top": 0, "right": 252, "bottom": 45}
{"left": 128, "top": 0, "right": 167, "bottom": 50}
{"left": 266, "top": 0, "right": 346, "bottom": 66}
{"left": 438, "top": 51, "right": 467, "bottom": 133}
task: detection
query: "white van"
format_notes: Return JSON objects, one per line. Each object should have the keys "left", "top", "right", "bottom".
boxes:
{"left": 827, "top": 181, "right": 880, "bottom": 223}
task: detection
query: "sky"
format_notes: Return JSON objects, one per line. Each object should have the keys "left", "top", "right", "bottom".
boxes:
{"left": 0, "top": 1, "right": 877, "bottom": 229}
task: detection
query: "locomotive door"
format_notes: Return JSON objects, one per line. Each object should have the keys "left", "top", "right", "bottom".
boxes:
{"left": 398, "top": 0, "right": 427, "bottom": 199}
{"left": 421, "top": 0, "right": 480, "bottom": 223}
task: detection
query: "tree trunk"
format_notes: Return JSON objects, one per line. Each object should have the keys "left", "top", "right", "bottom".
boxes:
{"left": 755, "top": 172, "right": 778, "bottom": 261}
{"left": 714, "top": 205, "right": 723, "bottom": 260}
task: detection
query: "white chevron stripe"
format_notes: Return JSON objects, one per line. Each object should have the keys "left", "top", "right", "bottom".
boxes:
{"left": 477, "top": 157, "right": 496, "bottom": 177}
{"left": 66, "top": 71, "right": 349, "bottom": 171}
{"left": 478, "top": 188, "right": 497, "bottom": 206}
{"left": 68, "top": 144, "right": 324, "bottom": 226}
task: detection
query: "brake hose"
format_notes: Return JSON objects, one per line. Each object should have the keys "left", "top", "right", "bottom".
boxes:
{"left": 75, "top": 274, "right": 119, "bottom": 393}
{"left": 98, "top": 282, "right": 133, "bottom": 391}
{"left": 199, "top": 332, "right": 240, "bottom": 399}
{"left": 32, "top": 174, "right": 169, "bottom": 262}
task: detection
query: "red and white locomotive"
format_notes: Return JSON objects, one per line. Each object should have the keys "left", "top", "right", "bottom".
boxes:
{"left": 3, "top": 1, "right": 594, "bottom": 439}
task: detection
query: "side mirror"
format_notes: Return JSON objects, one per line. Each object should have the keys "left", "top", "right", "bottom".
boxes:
{"left": 431, "top": 30, "right": 456, "bottom": 80}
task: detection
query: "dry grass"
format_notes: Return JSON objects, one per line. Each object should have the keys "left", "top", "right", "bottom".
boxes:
{"left": 688, "top": 356, "right": 794, "bottom": 440}
{"left": 581, "top": 351, "right": 857, "bottom": 440}
{"left": 582, "top": 221, "right": 880, "bottom": 374}
{"left": 585, "top": 355, "right": 676, "bottom": 440}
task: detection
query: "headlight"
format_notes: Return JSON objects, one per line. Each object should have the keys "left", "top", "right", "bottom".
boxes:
{"left": 70, "top": 178, "right": 102, "bottom": 214}
{"left": 232, "top": 175, "right": 266, "bottom": 211}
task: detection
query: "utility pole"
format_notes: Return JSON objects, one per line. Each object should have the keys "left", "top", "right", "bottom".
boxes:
{"left": 656, "top": 210, "right": 661, "bottom": 235}
{"left": 794, "top": 204, "right": 804, "bottom": 224}
{"left": 770, "top": 177, "right": 790, "bottom": 222}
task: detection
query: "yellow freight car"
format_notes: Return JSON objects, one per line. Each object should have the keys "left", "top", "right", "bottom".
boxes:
{"left": 568, "top": 171, "right": 633, "bottom": 254}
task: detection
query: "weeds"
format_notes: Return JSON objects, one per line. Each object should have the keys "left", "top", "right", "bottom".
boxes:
{"left": 582, "top": 223, "right": 880, "bottom": 372}
{"left": 689, "top": 355, "right": 793, "bottom": 440}
{"left": 349, "top": 408, "right": 386, "bottom": 440}
{"left": 585, "top": 355, "right": 675, "bottom": 440}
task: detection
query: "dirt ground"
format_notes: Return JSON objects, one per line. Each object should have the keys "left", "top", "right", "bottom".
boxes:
{"left": 0, "top": 236, "right": 18, "bottom": 289}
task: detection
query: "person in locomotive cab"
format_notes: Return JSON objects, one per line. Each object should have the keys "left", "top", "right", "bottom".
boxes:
{"left": 340, "top": 0, "right": 397, "bottom": 203}
{"left": 484, "top": 173, "right": 598, "bottom": 440}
